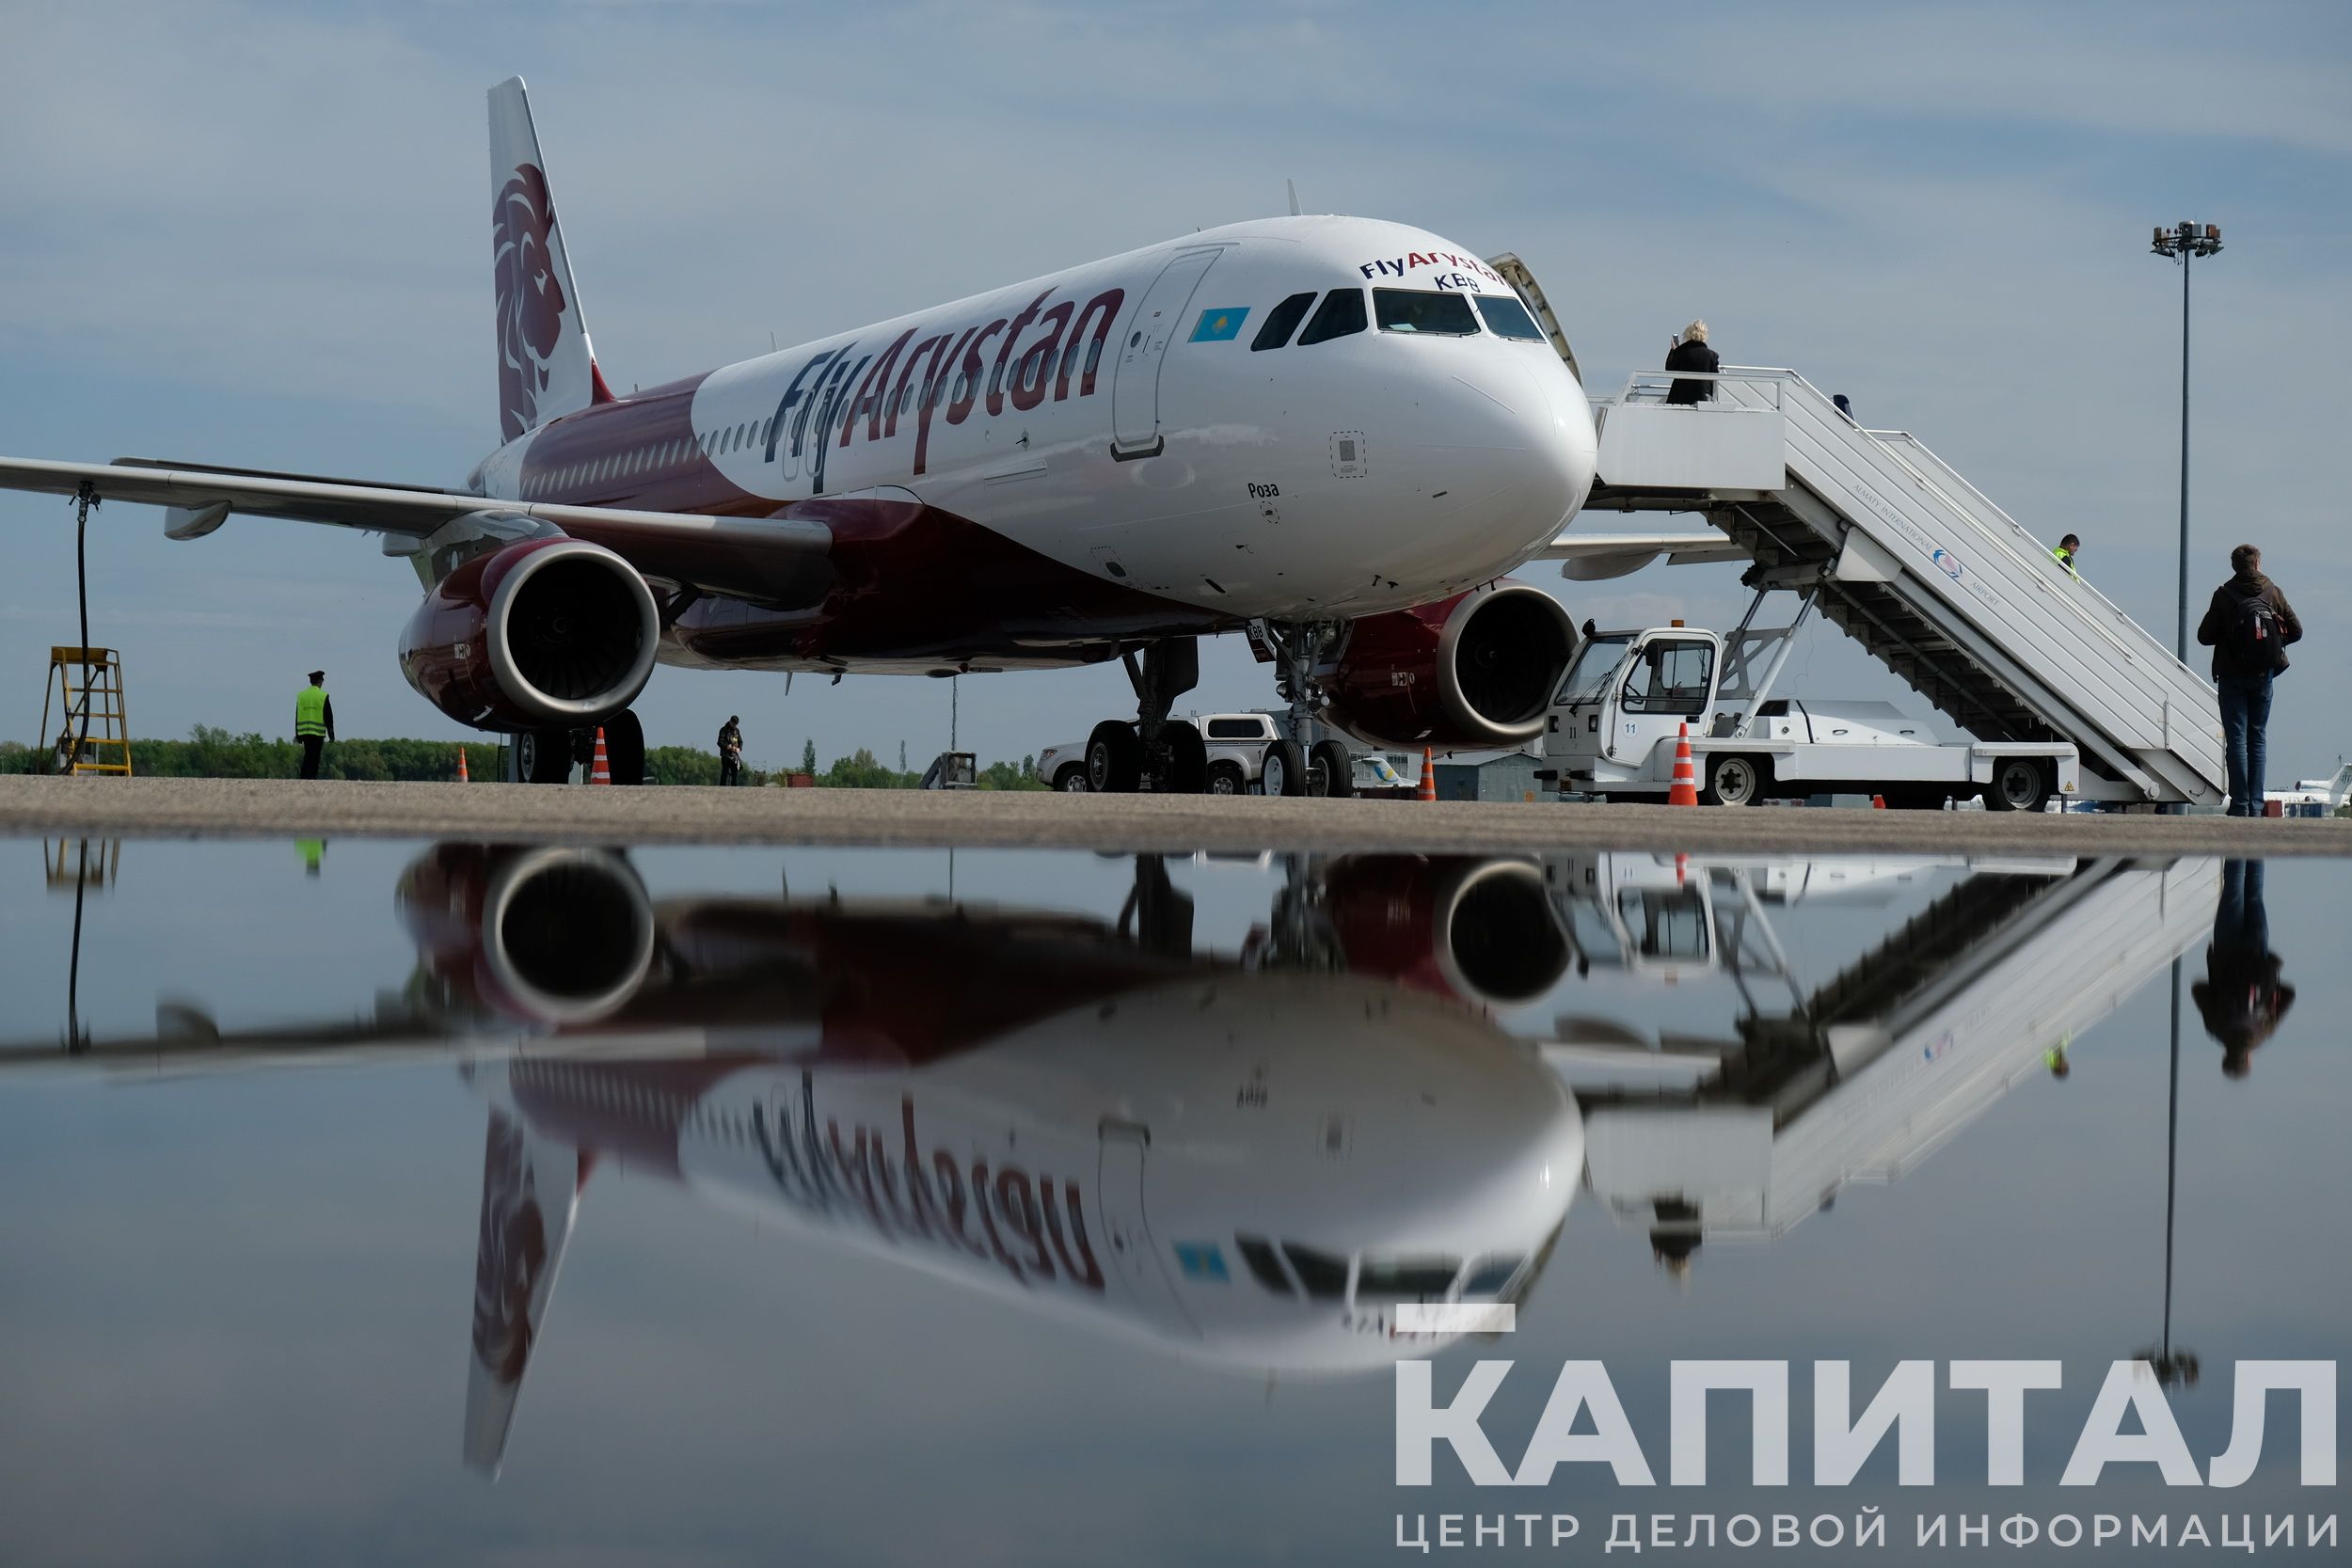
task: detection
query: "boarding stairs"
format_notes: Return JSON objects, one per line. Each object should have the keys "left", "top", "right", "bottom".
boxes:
{"left": 1577, "top": 370, "right": 2226, "bottom": 805}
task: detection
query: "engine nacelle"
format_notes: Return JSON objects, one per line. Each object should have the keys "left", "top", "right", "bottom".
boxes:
{"left": 1318, "top": 855, "right": 1571, "bottom": 1010}
{"left": 400, "top": 537, "right": 660, "bottom": 731}
{"left": 396, "top": 843, "right": 656, "bottom": 1026}
{"left": 1324, "top": 580, "right": 1575, "bottom": 751}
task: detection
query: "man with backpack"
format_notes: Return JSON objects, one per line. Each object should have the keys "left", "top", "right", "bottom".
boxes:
{"left": 2197, "top": 544, "right": 2301, "bottom": 816}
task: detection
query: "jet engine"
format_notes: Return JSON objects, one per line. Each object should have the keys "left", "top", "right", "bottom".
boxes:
{"left": 1318, "top": 855, "right": 1572, "bottom": 1011}
{"left": 399, "top": 536, "right": 660, "bottom": 731}
{"left": 397, "top": 843, "right": 657, "bottom": 1026}
{"left": 1322, "top": 580, "right": 1575, "bottom": 751}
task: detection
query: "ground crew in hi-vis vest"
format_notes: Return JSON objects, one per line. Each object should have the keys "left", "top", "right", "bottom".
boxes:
{"left": 295, "top": 670, "right": 336, "bottom": 780}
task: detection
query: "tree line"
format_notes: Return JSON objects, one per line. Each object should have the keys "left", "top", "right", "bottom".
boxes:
{"left": 3, "top": 727, "right": 1049, "bottom": 789}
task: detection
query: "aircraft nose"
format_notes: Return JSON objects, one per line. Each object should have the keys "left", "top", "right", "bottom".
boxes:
{"left": 1450, "top": 355, "right": 1597, "bottom": 552}
{"left": 1520, "top": 358, "right": 1598, "bottom": 531}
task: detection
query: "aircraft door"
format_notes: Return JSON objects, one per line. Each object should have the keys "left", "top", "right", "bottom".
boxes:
{"left": 1111, "top": 247, "right": 1221, "bottom": 457}
{"left": 1096, "top": 1121, "right": 1196, "bottom": 1332}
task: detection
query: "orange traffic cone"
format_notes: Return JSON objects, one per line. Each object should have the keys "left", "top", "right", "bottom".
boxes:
{"left": 456, "top": 747, "right": 470, "bottom": 783}
{"left": 1666, "top": 723, "right": 1699, "bottom": 807}
{"left": 589, "top": 726, "right": 612, "bottom": 785}
{"left": 1871, "top": 794, "right": 1887, "bottom": 810}
{"left": 1418, "top": 747, "right": 1438, "bottom": 802}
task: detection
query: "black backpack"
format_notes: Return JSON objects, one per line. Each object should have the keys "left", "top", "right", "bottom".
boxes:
{"left": 2227, "top": 592, "right": 2288, "bottom": 670}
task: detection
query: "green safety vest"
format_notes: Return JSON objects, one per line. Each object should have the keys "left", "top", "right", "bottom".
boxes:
{"left": 294, "top": 686, "right": 329, "bottom": 738}
{"left": 2052, "top": 546, "right": 2077, "bottom": 578}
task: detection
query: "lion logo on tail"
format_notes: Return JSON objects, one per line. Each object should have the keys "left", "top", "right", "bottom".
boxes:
{"left": 493, "top": 164, "right": 567, "bottom": 441}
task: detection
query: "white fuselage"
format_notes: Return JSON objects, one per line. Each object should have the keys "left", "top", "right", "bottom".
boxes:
{"left": 485, "top": 216, "right": 1598, "bottom": 635}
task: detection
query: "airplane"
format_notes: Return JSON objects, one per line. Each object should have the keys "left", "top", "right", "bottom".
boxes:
{"left": 6, "top": 844, "right": 1587, "bottom": 1475}
{"left": 0, "top": 76, "right": 1700, "bottom": 797}
{"left": 2267, "top": 761, "right": 2349, "bottom": 816}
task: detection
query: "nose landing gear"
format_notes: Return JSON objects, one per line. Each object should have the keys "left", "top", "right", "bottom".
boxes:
{"left": 1259, "top": 619, "right": 1354, "bottom": 799}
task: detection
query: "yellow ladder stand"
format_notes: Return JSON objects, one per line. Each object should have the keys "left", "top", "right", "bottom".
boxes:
{"left": 39, "top": 646, "right": 134, "bottom": 777}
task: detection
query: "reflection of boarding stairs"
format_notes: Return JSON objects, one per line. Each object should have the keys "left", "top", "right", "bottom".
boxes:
{"left": 1574, "top": 858, "right": 2219, "bottom": 1243}
{"left": 1571, "top": 370, "right": 2225, "bottom": 805}
{"left": 37, "top": 646, "right": 133, "bottom": 777}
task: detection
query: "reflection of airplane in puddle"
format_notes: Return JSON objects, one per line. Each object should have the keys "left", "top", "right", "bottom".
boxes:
{"left": 410, "top": 844, "right": 1583, "bottom": 1472}
{"left": 4, "top": 844, "right": 1583, "bottom": 1472}
{"left": 1537, "top": 850, "right": 2218, "bottom": 1268}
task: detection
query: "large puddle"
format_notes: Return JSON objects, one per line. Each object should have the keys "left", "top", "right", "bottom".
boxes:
{"left": 1, "top": 841, "right": 2342, "bottom": 1563}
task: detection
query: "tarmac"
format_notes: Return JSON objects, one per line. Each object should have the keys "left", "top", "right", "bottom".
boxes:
{"left": 2, "top": 775, "right": 2346, "bottom": 856}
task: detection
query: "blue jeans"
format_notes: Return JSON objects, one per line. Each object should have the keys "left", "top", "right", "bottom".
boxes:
{"left": 2217, "top": 673, "right": 2273, "bottom": 815}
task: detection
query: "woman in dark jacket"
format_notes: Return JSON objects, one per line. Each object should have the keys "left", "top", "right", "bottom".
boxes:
{"left": 1665, "top": 320, "right": 1719, "bottom": 404}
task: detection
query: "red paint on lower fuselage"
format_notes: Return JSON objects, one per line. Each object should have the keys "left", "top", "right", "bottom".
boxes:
{"left": 512, "top": 375, "right": 1223, "bottom": 669}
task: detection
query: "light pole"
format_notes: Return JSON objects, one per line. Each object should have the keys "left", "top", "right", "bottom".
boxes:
{"left": 2150, "top": 221, "right": 2222, "bottom": 660}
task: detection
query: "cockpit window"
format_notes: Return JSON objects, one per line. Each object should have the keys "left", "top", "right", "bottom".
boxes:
{"left": 1295, "top": 289, "right": 1367, "bottom": 346}
{"left": 1252, "top": 292, "right": 1317, "bottom": 352}
{"left": 1460, "top": 1256, "right": 1524, "bottom": 1299}
{"left": 1474, "top": 294, "right": 1545, "bottom": 341}
{"left": 1554, "top": 633, "right": 1634, "bottom": 705}
{"left": 1282, "top": 1242, "right": 1350, "bottom": 1299}
{"left": 1234, "top": 1234, "right": 1294, "bottom": 1295}
{"left": 1356, "top": 1256, "right": 1460, "bottom": 1302}
{"left": 1374, "top": 290, "right": 1480, "bottom": 337}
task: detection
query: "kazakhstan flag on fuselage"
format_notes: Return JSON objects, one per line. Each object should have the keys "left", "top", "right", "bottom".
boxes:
{"left": 1188, "top": 306, "right": 1249, "bottom": 342}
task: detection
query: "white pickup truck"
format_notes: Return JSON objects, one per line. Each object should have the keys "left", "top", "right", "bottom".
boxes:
{"left": 1542, "top": 615, "right": 2081, "bottom": 810}
{"left": 1042, "top": 713, "right": 1412, "bottom": 796}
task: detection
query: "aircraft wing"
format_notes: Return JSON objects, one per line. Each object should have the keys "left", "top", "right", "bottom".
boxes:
{"left": 1537, "top": 529, "right": 1746, "bottom": 581}
{"left": 0, "top": 454, "right": 831, "bottom": 557}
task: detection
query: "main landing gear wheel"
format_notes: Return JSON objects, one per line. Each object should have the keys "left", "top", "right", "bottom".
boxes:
{"left": 1086, "top": 720, "right": 1142, "bottom": 793}
{"left": 1310, "top": 738, "right": 1355, "bottom": 800}
{"left": 1055, "top": 766, "right": 1089, "bottom": 793}
{"left": 1160, "top": 720, "right": 1208, "bottom": 794}
{"left": 600, "top": 709, "right": 645, "bottom": 786}
{"left": 1702, "top": 752, "right": 1764, "bottom": 807}
{"left": 1985, "top": 756, "right": 2048, "bottom": 812}
{"left": 518, "top": 727, "right": 572, "bottom": 784}
{"left": 1263, "top": 738, "right": 1308, "bottom": 798}
{"left": 1207, "top": 761, "right": 1247, "bottom": 796}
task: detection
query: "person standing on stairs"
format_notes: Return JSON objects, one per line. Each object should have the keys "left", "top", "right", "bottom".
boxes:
{"left": 1664, "top": 320, "right": 1719, "bottom": 405}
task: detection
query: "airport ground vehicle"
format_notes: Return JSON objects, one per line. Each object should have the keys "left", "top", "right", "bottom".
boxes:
{"left": 1041, "top": 712, "right": 1411, "bottom": 797}
{"left": 1543, "top": 603, "right": 2080, "bottom": 808}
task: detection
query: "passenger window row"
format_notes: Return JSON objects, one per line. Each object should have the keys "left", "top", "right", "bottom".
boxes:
{"left": 525, "top": 415, "right": 786, "bottom": 498}
{"left": 523, "top": 334, "right": 1120, "bottom": 498}
{"left": 1247, "top": 286, "right": 1547, "bottom": 351}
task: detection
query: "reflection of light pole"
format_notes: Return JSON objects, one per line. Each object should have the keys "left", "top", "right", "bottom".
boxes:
{"left": 2135, "top": 957, "right": 2200, "bottom": 1388}
{"left": 2150, "top": 222, "right": 2223, "bottom": 660}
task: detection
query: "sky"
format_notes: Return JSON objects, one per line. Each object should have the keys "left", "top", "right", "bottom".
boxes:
{"left": 2, "top": 0, "right": 2346, "bottom": 778}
